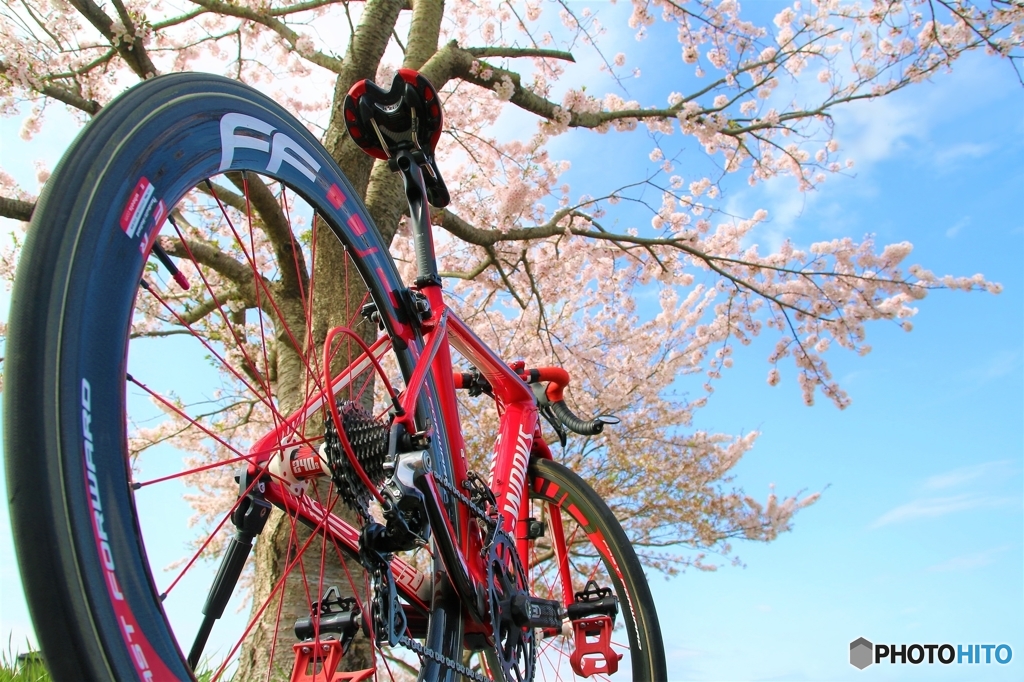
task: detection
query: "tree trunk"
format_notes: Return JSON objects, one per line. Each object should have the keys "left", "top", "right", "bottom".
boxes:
{"left": 233, "top": 3, "right": 435, "bottom": 674}
{"left": 233, "top": 234, "right": 380, "bottom": 678}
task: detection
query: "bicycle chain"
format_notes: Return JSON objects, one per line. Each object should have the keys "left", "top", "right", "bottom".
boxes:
{"left": 372, "top": 470, "right": 500, "bottom": 681}
{"left": 398, "top": 633, "right": 492, "bottom": 682}
{"left": 435, "top": 470, "right": 499, "bottom": 533}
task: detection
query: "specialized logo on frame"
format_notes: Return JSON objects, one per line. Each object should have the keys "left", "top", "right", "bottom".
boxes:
{"left": 850, "top": 637, "right": 1012, "bottom": 669}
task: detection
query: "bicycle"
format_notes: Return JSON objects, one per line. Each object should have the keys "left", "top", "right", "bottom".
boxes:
{"left": 4, "top": 69, "right": 666, "bottom": 681}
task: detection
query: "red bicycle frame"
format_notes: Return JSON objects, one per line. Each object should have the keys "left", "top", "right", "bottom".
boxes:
{"left": 228, "top": 134, "right": 586, "bottom": 640}
{"left": 246, "top": 283, "right": 572, "bottom": 626}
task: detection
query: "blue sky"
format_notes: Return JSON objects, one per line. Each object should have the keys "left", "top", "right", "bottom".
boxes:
{"left": 513, "top": 8, "right": 1022, "bottom": 676}
{"left": 638, "top": 49, "right": 1023, "bottom": 682}
{"left": 1, "top": 4, "right": 1022, "bottom": 681}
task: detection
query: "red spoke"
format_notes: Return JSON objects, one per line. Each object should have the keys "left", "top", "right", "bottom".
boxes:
{"left": 127, "top": 374, "right": 321, "bottom": 475}
{"left": 158, "top": 460, "right": 271, "bottom": 599}
{"left": 210, "top": 484, "right": 350, "bottom": 681}
{"left": 134, "top": 453, "right": 250, "bottom": 488}
{"left": 141, "top": 274, "right": 298, "bottom": 442}
{"left": 294, "top": 205, "right": 323, "bottom": 451}
{"left": 308, "top": 482, "right": 338, "bottom": 647}
{"left": 127, "top": 374, "right": 249, "bottom": 461}
{"left": 264, "top": 492, "right": 305, "bottom": 682}
{"left": 241, "top": 174, "right": 286, "bottom": 457}
{"left": 205, "top": 178, "right": 325, "bottom": 398}
{"left": 165, "top": 215, "right": 278, "bottom": 405}
{"left": 301, "top": 213, "right": 323, "bottom": 418}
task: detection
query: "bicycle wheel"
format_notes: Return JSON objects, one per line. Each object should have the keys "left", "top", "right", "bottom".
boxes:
{"left": 525, "top": 458, "right": 666, "bottom": 681}
{"left": 5, "top": 73, "right": 464, "bottom": 681}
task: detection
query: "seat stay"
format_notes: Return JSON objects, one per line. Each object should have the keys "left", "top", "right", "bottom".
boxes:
{"left": 247, "top": 334, "right": 394, "bottom": 460}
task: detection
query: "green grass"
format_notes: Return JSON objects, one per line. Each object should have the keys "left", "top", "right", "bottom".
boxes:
{"left": 0, "top": 644, "right": 218, "bottom": 681}
{"left": 0, "top": 646, "right": 48, "bottom": 682}
{"left": 0, "top": 659, "right": 218, "bottom": 681}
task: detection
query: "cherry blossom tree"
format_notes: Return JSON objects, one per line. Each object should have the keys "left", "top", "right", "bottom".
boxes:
{"left": 1, "top": 0, "right": 1019, "bottom": 677}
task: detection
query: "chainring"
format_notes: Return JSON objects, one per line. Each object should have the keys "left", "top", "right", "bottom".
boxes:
{"left": 485, "top": 530, "right": 536, "bottom": 682}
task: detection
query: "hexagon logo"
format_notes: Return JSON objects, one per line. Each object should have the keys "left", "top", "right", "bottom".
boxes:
{"left": 850, "top": 638, "right": 873, "bottom": 670}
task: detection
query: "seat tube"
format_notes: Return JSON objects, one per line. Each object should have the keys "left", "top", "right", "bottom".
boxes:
{"left": 397, "top": 150, "right": 479, "bottom": 567}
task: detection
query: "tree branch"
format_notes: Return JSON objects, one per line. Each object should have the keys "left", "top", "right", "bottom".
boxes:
{"left": 269, "top": 0, "right": 353, "bottom": 17}
{"left": 463, "top": 47, "right": 576, "bottom": 62}
{"left": 163, "top": 286, "right": 252, "bottom": 327}
{"left": 109, "top": 0, "right": 159, "bottom": 75}
{"left": 151, "top": 8, "right": 207, "bottom": 30}
{"left": 403, "top": 0, "right": 444, "bottom": 71}
{"left": 225, "top": 172, "right": 310, "bottom": 299}
{"left": 161, "top": 234, "right": 256, "bottom": 287}
{"left": 439, "top": 254, "right": 493, "bottom": 280}
{"left": 0, "top": 60, "right": 102, "bottom": 114}
{"left": 0, "top": 196, "right": 35, "bottom": 222}
{"left": 67, "top": 0, "right": 158, "bottom": 78}
{"left": 437, "top": 204, "right": 933, "bottom": 326}
{"left": 187, "top": 0, "right": 345, "bottom": 72}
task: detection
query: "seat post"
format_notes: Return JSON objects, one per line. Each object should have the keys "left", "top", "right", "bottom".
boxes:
{"left": 392, "top": 148, "right": 442, "bottom": 289}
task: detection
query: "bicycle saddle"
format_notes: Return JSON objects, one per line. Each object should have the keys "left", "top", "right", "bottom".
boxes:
{"left": 343, "top": 69, "right": 450, "bottom": 208}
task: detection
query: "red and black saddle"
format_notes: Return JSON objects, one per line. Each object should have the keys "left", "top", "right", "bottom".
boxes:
{"left": 343, "top": 70, "right": 450, "bottom": 208}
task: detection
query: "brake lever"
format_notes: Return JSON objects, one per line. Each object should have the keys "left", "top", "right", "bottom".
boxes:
{"left": 530, "top": 383, "right": 568, "bottom": 447}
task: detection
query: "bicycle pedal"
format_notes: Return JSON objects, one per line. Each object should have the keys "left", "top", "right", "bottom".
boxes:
{"left": 510, "top": 594, "right": 563, "bottom": 629}
{"left": 290, "top": 639, "right": 374, "bottom": 682}
{"left": 569, "top": 615, "right": 623, "bottom": 677}
{"left": 293, "top": 586, "right": 362, "bottom": 646}
{"left": 567, "top": 580, "right": 618, "bottom": 621}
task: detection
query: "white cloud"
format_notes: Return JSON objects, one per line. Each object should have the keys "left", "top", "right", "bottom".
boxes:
{"left": 834, "top": 94, "right": 925, "bottom": 165}
{"left": 945, "top": 216, "right": 970, "bottom": 238}
{"left": 924, "top": 459, "right": 1017, "bottom": 490}
{"left": 927, "top": 544, "right": 1013, "bottom": 572}
{"left": 969, "top": 349, "right": 1023, "bottom": 382}
{"left": 934, "top": 142, "right": 994, "bottom": 166}
{"left": 829, "top": 53, "right": 1009, "bottom": 177}
{"left": 874, "top": 458, "right": 1021, "bottom": 527}
{"left": 871, "top": 493, "right": 1018, "bottom": 527}
{"left": 725, "top": 177, "right": 816, "bottom": 252}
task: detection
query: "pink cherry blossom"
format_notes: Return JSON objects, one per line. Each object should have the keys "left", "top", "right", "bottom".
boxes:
{"left": 0, "top": 2, "right": 1016, "bottom": 668}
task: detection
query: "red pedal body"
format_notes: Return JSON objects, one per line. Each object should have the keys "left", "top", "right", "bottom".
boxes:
{"left": 570, "top": 615, "right": 623, "bottom": 677}
{"left": 290, "top": 639, "right": 374, "bottom": 682}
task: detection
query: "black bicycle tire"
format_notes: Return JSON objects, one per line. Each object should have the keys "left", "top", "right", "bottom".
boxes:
{"left": 4, "top": 73, "right": 464, "bottom": 681}
{"left": 528, "top": 458, "right": 667, "bottom": 681}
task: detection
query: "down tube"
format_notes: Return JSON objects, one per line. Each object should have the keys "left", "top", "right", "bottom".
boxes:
{"left": 446, "top": 315, "right": 538, "bottom": 529}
